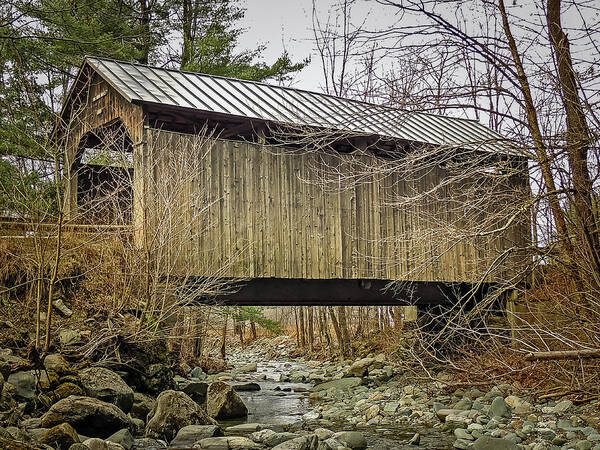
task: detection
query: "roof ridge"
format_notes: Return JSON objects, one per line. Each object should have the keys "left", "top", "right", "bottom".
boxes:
{"left": 84, "top": 55, "right": 491, "bottom": 127}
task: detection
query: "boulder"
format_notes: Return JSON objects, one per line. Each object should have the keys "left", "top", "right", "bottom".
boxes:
{"left": 54, "top": 382, "right": 85, "bottom": 400}
{"left": 489, "top": 396, "right": 512, "bottom": 419}
{"left": 170, "top": 425, "right": 223, "bottom": 448}
{"left": 348, "top": 358, "right": 374, "bottom": 377}
{"left": 239, "top": 362, "right": 258, "bottom": 373}
{"left": 225, "top": 423, "right": 265, "bottom": 434}
{"left": 79, "top": 367, "right": 134, "bottom": 413}
{"left": 130, "top": 392, "right": 155, "bottom": 421}
{"left": 193, "top": 436, "right": 262, "bottom": 449}
{"left": 131, "top": 438, "right": 167, "bottom": 450}
{"left": 38, "top": 423, "right": 80, "bottom": 449}
{"left": 145, "top": 390, "right": 215, "bottom": 442}
{"left": 333, "top": 431, "right": 367, "bottom": 450}
{"left": 69, "top": 444, "right": 89, "bottom": 450}
{"left": 261, "top": 432, "right": 298, "bottom": 447}
{"left": 181, "top": 381, "right": 209, "bottom": 402}
{"left": 7, "top": 371, "right": 36, "bottom": 400}
{"left": 140, "top": 364, "right": 175, "bottom": 395}
{"left": 206, "top": 382, "right": 248, "bottom": 420}
{"left": 106, "top": 429, "right": 134, "bottom": 450}
{"left": 310, "top": 377, "right": 361, "bottom": 392}
{"left": 44, "top": 354, "right": 71, "bottom": 375}
{"left": 271, "top": 435, "right": 318, "bottom": 450}
{"left": 504, "top": 395, "right": 533, "bottom": 414}
{"left": 471, "top": 436, "right": 518, "bottom": 450}
{"left": 40, "top": 395, "right": 132, "bottom": 438}
{"left": 83, "top": 437, "right": 126, "bottom": 450}
{"left": 190, "top": 367, "right": 206, "bottom": 380}
{"left": 436, "top": 409, "right": 464, "bottom": 421}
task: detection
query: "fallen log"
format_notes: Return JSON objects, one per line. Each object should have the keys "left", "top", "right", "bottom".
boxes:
{"left": 525, "top": 349, "right": 600, "bottom": 361}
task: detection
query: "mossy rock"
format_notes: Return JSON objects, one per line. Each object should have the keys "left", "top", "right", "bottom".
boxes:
{"left": 54, "top": 382, "right": 84, "bottom": 400}
{"left": 39, "top": 422, "right": 80, "bottom": 449}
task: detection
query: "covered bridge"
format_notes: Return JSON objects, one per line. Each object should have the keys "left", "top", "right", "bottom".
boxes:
{"left": 55, "top": 57, "right": 529, "bottom": 305}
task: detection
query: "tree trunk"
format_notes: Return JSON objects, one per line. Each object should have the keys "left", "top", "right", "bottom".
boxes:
{"left": 498, "top": 0, "right": 585, "bottom": 293}
{"left": 547, "top": 0, "right": 600, "bottom": 279}
{"left": 307, "top": 306, "right": 314, "bottom": 353}
{"left": 220, "top": 314, "right": 227, "bottom": 360}
{"left": 338, "top": 306, "right": 351, "bottom": 356}
{"left": 299, "top": 306, "right": 306, "bottom": 348}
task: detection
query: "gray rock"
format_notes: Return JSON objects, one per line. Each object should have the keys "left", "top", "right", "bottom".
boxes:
{"left": 59, "top": 330, "right": 81, "bottom": 346}
{"left": 193, "top": 436, "right": 262, "bottom": 449}
{"left": 170, "top": 425, "right": 223, "bottom": 448}
{"left": 489, "top": 397, "right": 511, "bottom": 419}
{"left": 79, "top": 367, "right": 134, "bottom": 413}
{"left": 575, "top": 441, "right": 593, "bottom": 450}
{"left": 289, "top": 371, "right": 310, "bottom": 383}
{"left": 130, "top": 392, "right": 155, "bottom": 421}
{"left": 553, "top": 399, "right": 573, "bottom": 414}
{"left": 191, "top": 367, "right": 206, "bottom": 380}
{"left": 249, "top": 429, "right": 277, "bottom": 443}
{"left": 311, "top": 378, "right": 361, "bottom": 392}
{"left": 454, "top": 428, "right": 473, "bottom": 440}
{"left": 44, "top": 354, "right": 71, "bottom": 375}
{"left": 239, "top": 362, "right": 258, "bottom": 373}
{"left": 7, "top": 371, "right": 36, "bottom": 400}
{"left": 314, "top": 428, "right": 334, "bottom": 441}
{"left": 504, "top": 395, "right": 532, "bottom": 414}
{"left": 271, "top": 435, "right": 318, "bottom": 450}
{"left": 145, "top": 390, "right": 215, "bottom": 442}
{"left": 83, "top": 437, "right": 125, "bottom": 450}
{"left": 471, "top": 436, "right": 518, "bottom": 450}
{"left": 262, "top": 432, "right": 298, "bottom": 447}
{"left": 321, "top": 438, "right": 345, "bottom": 450}
{"left": 454, "top": 398, "right": 472, "bottom": 410}
{"left": 131, "top": 438, "right": 167, "bottom": 450}
{"left": 106, "top": 429, "right": 134, "bottom": 450}
{"left": 453, "top": 439, "right": 471, "bottom": 449}
{"left": 333, "top": 431, "right": 367, "bottom": 450}
{"left": 68, "top": 444, "right": 90, "bottom": 450}
{"left": 383, "top": 401, "right": 400, "bottom": 414}
{"left": 41, "top": 395, "right": 132, "bottom": 438}
{"left": 436, "top": 409, "right": 464, "bottom": 421}
{"left": 181, "top": 381, "right": 209, "bottom": 402}
{"left": 225, "top": 423, "right": 264, "bottom": 434}
{"left": 206, "top": 382, "right": 248, "bottom": 420}
{"left": 302, "top": 410, "right": 320, "bottom": 421}
{"left": 348, "top": 358, "right": 374, "bottom": 377}
{"left": 53, "top": 298, "right": 73, "bottom": 317}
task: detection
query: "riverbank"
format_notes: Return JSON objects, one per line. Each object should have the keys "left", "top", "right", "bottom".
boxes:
{"left": 1, "top": 335, "right": 599, "bottom": 449}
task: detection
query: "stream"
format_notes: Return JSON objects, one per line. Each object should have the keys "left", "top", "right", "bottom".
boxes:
{"left": 221, "top": 358, "right": 454, "bottom": 449}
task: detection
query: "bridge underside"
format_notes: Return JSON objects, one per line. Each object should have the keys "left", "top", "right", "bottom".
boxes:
{"left": 191, "top": 278, "right": 497, "bottom": 306}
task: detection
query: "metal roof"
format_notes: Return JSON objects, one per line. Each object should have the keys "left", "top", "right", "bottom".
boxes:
{"left": 85, "top": 57, "right": 511, "bottom": 153}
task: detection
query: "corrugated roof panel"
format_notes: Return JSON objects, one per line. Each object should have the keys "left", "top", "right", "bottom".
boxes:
{"left": 85, "top": 57, "right": 511, "bottom": 153}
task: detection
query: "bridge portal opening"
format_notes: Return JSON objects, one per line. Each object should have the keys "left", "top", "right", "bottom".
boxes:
{"left": 73, "top": 120, "right": 133, "bottom": 224}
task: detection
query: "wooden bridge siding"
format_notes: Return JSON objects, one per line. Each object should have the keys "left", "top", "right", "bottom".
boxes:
{"left": 144, "top": 129, "right": 526, "bottom": 283}
{"left": 63, "top": 74, "right": 144, "bottom": 231}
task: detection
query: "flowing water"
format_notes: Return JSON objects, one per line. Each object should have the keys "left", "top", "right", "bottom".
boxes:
{"left": 222, "top": 358, "right": 454, "bottom": 449}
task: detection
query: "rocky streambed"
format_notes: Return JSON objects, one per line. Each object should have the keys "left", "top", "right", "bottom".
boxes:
{"left": 1, "top": 340, "right": 600, "bottom": 450}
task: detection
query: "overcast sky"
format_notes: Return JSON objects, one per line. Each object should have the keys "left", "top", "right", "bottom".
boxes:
{"left": 241, "top": 0, "right": 396, "bottom": 92}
